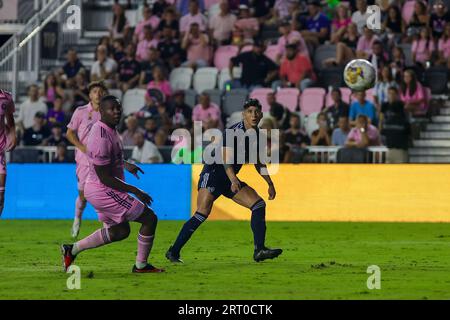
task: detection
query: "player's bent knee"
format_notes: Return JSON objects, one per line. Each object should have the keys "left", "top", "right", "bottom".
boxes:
{"left": 110, "top": 223, "right": 131, "bottom": 241}
{"left": 251, "top": 198, "right": 266, "bottom": 211}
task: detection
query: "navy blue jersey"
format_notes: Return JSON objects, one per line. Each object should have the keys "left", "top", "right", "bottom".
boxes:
{"left": 201, "top": 121, "right": 260, "bottom": 176}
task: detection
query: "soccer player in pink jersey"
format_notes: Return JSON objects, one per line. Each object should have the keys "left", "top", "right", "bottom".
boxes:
{"left": 61, "top": 96, "right": 164, "bottom": 273}
{"left": 0, "top": 90, "right": 17, "bottom": 217}
{"left": 66, "top": 82, "right": 107, "bottom": 238}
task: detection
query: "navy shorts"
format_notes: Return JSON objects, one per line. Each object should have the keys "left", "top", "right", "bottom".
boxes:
{"left": 198, "top": 170, "right": 247, "bottom": 199}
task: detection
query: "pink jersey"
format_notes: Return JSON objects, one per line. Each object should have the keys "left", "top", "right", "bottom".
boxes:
{"left": 86, "top": 121, "right": 125, "bottom": 188}
{"left": 0, "top": 90, "right": 15, "bottom": 152}
{"left": 67, "top": 103, "right": 101, "bottom": 165}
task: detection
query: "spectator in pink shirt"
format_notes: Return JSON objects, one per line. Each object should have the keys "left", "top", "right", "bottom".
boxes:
{"left": 346, "top": 115, "right": 381, "bottom": 148}
{"left": 181, "top": 23, "right": 211, "bottom": 68}
{"left": 276, "top": 21, "right": 309, "bottom": 64}
{"left": 179, "top": 0, "right": 208, "bottom": 36}
{"left": 136, "top": 26, "right": 159, "bottom": 62}
{"left": 147, "top": 66, "right": 172, "bottom": 100}
{"left": 356, "top": 26, "right": 379, "bottom": 59}
{"left": 234, "top": 5, "right": 260, "bottom": 44}
{"left": 133, "top": 5, "right": 161, "bottom": 43}
{"left": 412, "top": 27, "right": 435, "bottom": 67}
{"left": 192, "top": 93, "right": 223, "bottom": 130}
{"left": 400, "top": 69, "right": 426, "bottom": 114}
{"left": 437, "top": 23, "right": 450, "bottom": 68}
{"left": 208, "top": 0, "right": 237, "bottom": 45}
{"left": 330, "top": 4, "right": 352, "bottom": 44}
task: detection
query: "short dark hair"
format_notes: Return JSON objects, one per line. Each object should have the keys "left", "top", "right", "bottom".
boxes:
{"left": 243, "top": 98, "right": 262, "bottom": 110}
{"left": 88, "top": 81, "right": 108, "bottom": 94}
{"left": 100, "top": 95, "right": 121, "bottom": 108}
{"left": 388, "top": 86, "right": 398, "bottom": 93}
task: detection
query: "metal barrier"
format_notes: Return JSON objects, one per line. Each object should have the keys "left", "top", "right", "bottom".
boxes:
{"left": 306, "top": 146, "right": 389, "bottom": 163}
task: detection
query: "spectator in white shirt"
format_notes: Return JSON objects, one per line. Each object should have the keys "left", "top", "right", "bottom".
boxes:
{"left": 208, "top": 1, "right": 237, "bottom": 45}
{"left": 17, "top": 85, "right": 48, "bottom": 131}
{"left": 351, "top": 0, "right": 370, "bottom": 35}
{"left": 90, "top": 45, "right": 118, "bottom": 87}
{"left": 131, "top": 131, "right": 163, "bottom": 163}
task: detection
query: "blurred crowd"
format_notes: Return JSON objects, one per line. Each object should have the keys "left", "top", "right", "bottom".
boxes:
{"left": 13, "top": 0, "right": 450, "bottom": 163}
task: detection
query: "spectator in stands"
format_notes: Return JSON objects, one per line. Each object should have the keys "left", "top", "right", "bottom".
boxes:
{"left": 158, "top": 25, "right": 184, "bottom": 70}
{"left": 46, "top": 96, "right": 66, "bottom": 128}
{"left": 268, "top": 92, "right": 291, "bottom": 130}
{"left": 136, "top": 25, "right": 159, "bottom": 62}
{"left": 112, "top": 39, "right": 126, "bottom": 63}
{"left": 252, "top": 0, "right": 275, "bottom": 23}
{"left": 169, "top": 91, "right": 193, "bottom": 129}
{"left": 154, "top": 128, "right": 171, "bottom": 147}
{"left": 234, "top": 5, "right": 260, "bottom": 45}
{"left": 144, "top": 117, "right": 159, "bottom": 142}
{"left": 153, "top": 0, "right": 170, "bottom": 17}
{"left": 332, "top": 116, "right": 351, "bottom": 146}
{"left": 368, "top": 40, "right": 389, "bottom": 72}
{"left": 121, "top": 115, "right": 146, "bottom": 146}
{"left": 157, "top": 7, "right": 180, "bottom": 39}
{"left": 40, "top": 73, "right": 65, "bottom": 108}
{"left": 283, "top": 114, "right": 310, "bottom": 163}
{"left": 390, "top": 46, "right": 406, "bottom": 82}
{"left": 181, "top": 22, "right": 211, "bottom": 68}
{"left": 17, "top": 85, "right": 48, "bottom": 131}
{"left": 53, "top": 142, "right": 72, "bottom": 163}
{"left": 382, "top": 5, "right": 404, "bottom": 47}
{"left": 117, "top": 44, "right": 141, "bottom": 92}
{"left": 311, "top": 112, "right": 332, "bottom": 146}
{"left": 131, "top": 131, "right": 163, "bottom": 163}
{"left": 139, "top": 47, "right": 165, "bottom": 88}
{"left": 400, "top": 69, "right": 426, "bottom": 114}
{"left": 259, "top": 117, "right": 280, "bottom": 159}
{"left": 134, "top": 5, "right": 160, "bottom": 43}
{"left": 273, "top": 0, "right": 296, "bottom": 21}
{"left": 23, "top": 112, "right": 51, "bottom": 146}
{"left": 110, "top": 4, "right": 130, "bottom": 41}
{"left": 351, "top": 0, "right": 370, "bottom": 35}
{"left": 356, "top": 26, "right": 379, "bottom": 59}
{"left": 192, "top": 93, "right": 223, "bottom": 130}
{"left": 406, "top": 1, "right": 429, "bottom": 40}
{"left": 276, "top": 43, "right": 315, "bottom": 92}
{"left": 44, "top": 122, "right": 69, "bottom": 146}
{"left": 430, "top": 1, "right": 450, "bottom": 39}
{"left": 346, "top": 114, "right": 381, "bottom": 148}
{"left": 59, "top": 49, "right": 85, "bottom": 89}
{"left": 276, "top": 21, "right": 309, "bottom": 64}
{"left": 323, "top": 88, "right": 350, "bottom": 129}
{"left": 229, "top": 40, "right": 278, "bottom": 90}
{"left": 374, "top": 66, "right": 398, "bottom": 109}
{"left": 300, "top": 0, "right": 331, "bottom": 48}
{"left": 379, "top": 86, "right": 410, "bottom": 163}
{"left": 208, "top": 0, "right": 237, "bottom": 45}
{"left": 72, "top": 73, "right": 90, "bottom": 109}
{"left": 178, "top": 0, "right": 205, "bottom": 17}
{"left": 147, "top": 66, "right": 172, "bottom": 100}
{"left": 324, "top": 23, "right": 358, "bottom": 66}
{"left": 411, "top": 27, "right": 435, "bottom": 69}
{"left": 437, "top": 22, "right": 450, "bottom": 68}
{"left": 349, "top": 91, "right": 378, "bottom": 126}
{"left": 180, "top": 0, "right": 208, "bottom": 36}
{"left": 96, "top": 36, "right": 113, "bottom": 58}
{"left": 330, "top": 4, "right": 352, "bottom": 44}
{"left": 90, "top": 45, "right": 118, "bottom": 87}
{"left": 137, "top": 94, "right": 160, "bottom": 119}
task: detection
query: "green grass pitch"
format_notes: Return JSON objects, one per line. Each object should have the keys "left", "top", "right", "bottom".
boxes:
{"left": 1, "top": 220, "right": 450, "bottom": 299}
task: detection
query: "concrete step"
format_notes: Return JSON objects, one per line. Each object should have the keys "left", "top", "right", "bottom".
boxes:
{"left": 409, "top": 156, "right": 450, "bottom": 163}
{"left": 439, "top": 108, "right": 450, "bottom": 115}
{"left": 409, "top": 148, "right": 450, "bottom": 156}
{"left": 426, "top": 123, "right": 450, "bottom": 131}
{"left": 83, "top": 31, "right": 109, "bottom": 38}
{"left": 432, "top": 116, "right": 450, "bottom": 123}
{"left": 421, "top": 131, "right": 450, "bottom": 139}
{"left": 414, "top": 140, "right": 450, "bottom": 147}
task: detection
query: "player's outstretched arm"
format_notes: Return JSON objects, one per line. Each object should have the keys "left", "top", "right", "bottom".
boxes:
{"left": 94, "top": 163, "right": 152, "bottom": 205}
{"left": 124, "top": 160, "right": 144, "bottom": 179}
{"left": 254, "top": 163, "right": 276, "bottom": 200}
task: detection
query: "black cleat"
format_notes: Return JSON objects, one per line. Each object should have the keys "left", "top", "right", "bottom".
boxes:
{"left": 132, "top": 264, "right": 165, "bottom": 273}
{"left": 61, "top": 244, "right": 76, "bottom": 271}
{"left": 253, "top": 247, "right": 283, "bottom": 262}
{"left": 165, "top": 246, "right": 184, "bottom": 263}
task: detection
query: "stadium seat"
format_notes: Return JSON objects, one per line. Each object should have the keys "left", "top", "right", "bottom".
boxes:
{"left": 423, "top": 67, "right": 449, "bottom": 95}
{"left": 193, "top": 67, "right": 219, "bottom": 93}
{"left": 122, "top": 89, "right": 147, "bottom": 116}
{"left": 250, "top": 88, "right": 273, "bottom": 112}
{"left": 276, "top": 88, "right": 300, "bottom": 112}
{"left": 402, "top": 1, "right": 415, "bottom": 24}
{"left": 264, "top": 45, "right": 280, "bottom": 63}
{"left": 299, "top": 88, "right": 326, "bottom": 116}
{"left": 397, "top": 43, "right": 414, "bottom": 67}
{"left": 170, "top": 67, "right": 193, "bottom": 91}
{"left": 305, "top": 112, "right": 319, "bottom": 137}
{"left": 226, "top": 111, "right": 243, "bottom": 127}
{"left": 158, "top": 146, "right": 173, "bottom": 163}
{"left": 217, "top": 67, "right": 242, "bottom": 90}
{"left": 319, "top": 66, "right": 344, "bottom": 89}
{"left": 222, "top": 89, "right": 249, "bottom": 116}
{"left": 313, "top": 45, "right": 337, "bottom": 71}
{"left": 208, "top": 3, "right": 221, "bottom": 18}
{"left": 108, "top": 88, "right": 123, "bottom": 102}
{"left": 203, "top": 89, "right": 223, "bottom": 108}
{"left": 125, "top": 10, "right": 138, "bottom": 27}
{"left": 184, "top": 89, "right": 198, "bottom": 108}
{"left": 214, "top": 45, "right": 239, "bottom": 70}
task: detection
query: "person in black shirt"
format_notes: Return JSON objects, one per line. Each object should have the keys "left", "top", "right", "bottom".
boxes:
{"left": 139, "top": 47, "right": 166, "bottom": 87}
{"left": 157, "top": 25, "right": 184, "bottom": 70}
{"left": 380, "top": 87, "right": 410, "bottom": 163}
{"left": 283, "top": 114, "right": 310, "bottom": 163}
{"left": 157, "top": 7, "right": 179, "bottom": 38}
{"left": 323, "top": 88, "right": 349, "bottom": 129}
{"left": 23, "top": 112, "right": 51, "bottom": 146}
{"left": 229, "top": 39, "right": 278, "bottom": 90}
{"left": 53, "top": 142, "right": 73, "bottom": 163}
{"left": 117, "top": 44, "right": 141, "bottom": 92}
{"left": 59, "top": 49, "right": 85, "bottom": 89}
{"left": 153, "top": 0, "right": 170, "bottom": 17}
{"left": 268, "top": 92, "right": 290, "bottom": 131}
{"left": 45, "top": 122, "right": 69, "bottom": 146}
{"left": 429, "top": 1, "right": 450, "bottom": 39}
{"left": 112, "top": 39, "right": 126, "bottom": 63}
{"left": 168, "top": 91, "right": 193, "bottom": 129}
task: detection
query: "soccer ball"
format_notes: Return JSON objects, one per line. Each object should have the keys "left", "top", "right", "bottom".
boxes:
{"left": 343, "top": 59, "right": 376, "bottom": 91}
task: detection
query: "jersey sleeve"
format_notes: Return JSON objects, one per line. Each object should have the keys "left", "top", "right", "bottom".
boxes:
{"left": 87, "top": 127, "right": 112, "bottom": 166}
{"left": 67, "top": 108, "right": 82, "bottom": 131}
